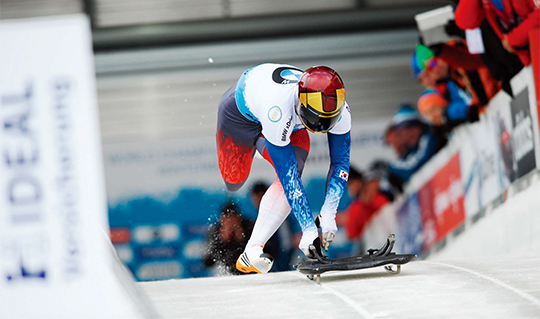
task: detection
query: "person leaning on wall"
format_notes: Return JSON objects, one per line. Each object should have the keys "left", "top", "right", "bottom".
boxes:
{"left": 454, "top": 0, "right": 539, "bottom": 96}
{"left": 454, "top": 0, "right": 540, "bottom": 67}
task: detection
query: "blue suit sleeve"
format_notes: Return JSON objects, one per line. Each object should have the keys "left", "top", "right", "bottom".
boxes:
{"left": 321, "top": 132, "right": 351, "bottom": 216}
{"left": 264, "top": 140, "right": 316, "bottom": 233}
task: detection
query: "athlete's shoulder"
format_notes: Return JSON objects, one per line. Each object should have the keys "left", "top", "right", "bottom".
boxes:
{"left": 241, "top": 63, "right": 303, "bottom": 114}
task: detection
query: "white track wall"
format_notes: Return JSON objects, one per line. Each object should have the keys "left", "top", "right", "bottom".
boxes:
{"left": 430, "top": 174, "right": 540, "bottom": 259}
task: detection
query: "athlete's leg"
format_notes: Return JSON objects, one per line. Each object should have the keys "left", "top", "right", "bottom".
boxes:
{"left": 245, "top": 130, "right": 310, "bottom": 248}
{"left": 216, "top": 84, "right": 261, "bottom": 192}
{"left": 238, "top": 130, "right": 310, "bottom": 273}
{"left": 216, "top": 129, "right": 254, "bottom": 191}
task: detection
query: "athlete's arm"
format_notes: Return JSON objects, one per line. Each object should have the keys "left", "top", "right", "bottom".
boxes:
{"left": 316, "top": 131, "right": 351, "bottom": 250}
{"left": 317, "top": 103, "right": 351, "bottom": 250}
{"left": 322, "top": 131, "right": 351, "bottom": 217}
{"left": 264, "top": 140, "right": 318, "bottom": 243}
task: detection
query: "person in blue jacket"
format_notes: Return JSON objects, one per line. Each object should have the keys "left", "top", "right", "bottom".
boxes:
{"left": 417, "top": 88, "right": 479, "bottom": 132}
{"left": 216, "top": 64, "right": 351, "bottom": 274}
{"left": 385, "top": 105, "right": 446, "bottom": 183}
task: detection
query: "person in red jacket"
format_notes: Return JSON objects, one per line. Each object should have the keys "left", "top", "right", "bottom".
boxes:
{"left": 343, "top": 121, "right": 410, "bottom": 241}
{"left": 454, "top": 0, "right": 540, "bottom": 66}
{"left": 344, "top": 172, "right": 390, "bottom": 241}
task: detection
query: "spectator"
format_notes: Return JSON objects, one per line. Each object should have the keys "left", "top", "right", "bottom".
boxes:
{"left": 454, "top": 0, "right": 540, "bottom": 67}
{"left": 337, "top": 165, "right": 363, "bottom": 228}
{"left": 369, "top": 160, "right": 404, "bottom": 203}
{"left": 385, "top": 105, "right": 447, "bottom": 184}
{"left": 412, "top": 43, "right": 481, "bottom": 119}
{"left": 336, "top": 165, "right": 363, "bottom": 221}
{"left": 411, "top": 45, "right": 437, "bottom": 88}
{"left": 417, "top": 88, "right": 478, "bottom": 134}
{"left": 249, "top": 181, "right": 268, "bottom": 209}
{"left": 344, "top": 166, "right": 390, "bottom": 242}
{"left": 343, "top": 103, "right": 446, "bottom": 243}
{"left": 428, "top": 39, "right": 502, "bottom": 108}
{"left": 346, "top": 165, "right": 364, "bottom": 202}
{"left": 444, "top": 15, "right": 522, "bottom": 96}
{"left": 435, "top": 4, "right": 523, "bottom": 96}
{"left": 475, "top": 20, "right": 524, "bottom": 97}
{"left": 418, "top": 89, "right": 450, "bottom": 127}
{"left": 204, "top": 203, "right": 255, "bottom": 275}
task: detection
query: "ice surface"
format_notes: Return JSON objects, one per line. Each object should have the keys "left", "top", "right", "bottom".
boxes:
{"left": 138, "top": 180, "right": 540, "bottom": 318}
{"left": 139, "top": 257, "right": 540, "bottom": 319}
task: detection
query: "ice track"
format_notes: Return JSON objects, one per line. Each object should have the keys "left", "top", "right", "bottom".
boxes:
{"left": 139, "top": 179, "right": 540, "bottom": 318}
{"left": 139, "top": 256, "right": 540, "bottom": 319}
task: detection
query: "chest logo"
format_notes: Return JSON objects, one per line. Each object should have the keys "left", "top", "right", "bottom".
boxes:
{"left": 272, "top": 67, "right": 303, "bottom": 84}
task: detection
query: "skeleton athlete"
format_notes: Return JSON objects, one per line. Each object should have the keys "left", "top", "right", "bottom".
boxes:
{"left": 216, "top": 63, "right": 351, "bottom": 273}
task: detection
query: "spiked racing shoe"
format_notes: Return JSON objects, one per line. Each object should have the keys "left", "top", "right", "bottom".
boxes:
{"left": 236, "top": 245, "right": 274, "bottom": 274}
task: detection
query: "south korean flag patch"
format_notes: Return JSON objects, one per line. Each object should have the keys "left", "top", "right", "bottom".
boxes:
{"left": 339, "top": 169, "right": 349, "bottom": 181}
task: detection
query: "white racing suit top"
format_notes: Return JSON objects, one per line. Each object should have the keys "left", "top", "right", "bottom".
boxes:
{"left": 235, "top": 63, "right": 351, "bottom": 235}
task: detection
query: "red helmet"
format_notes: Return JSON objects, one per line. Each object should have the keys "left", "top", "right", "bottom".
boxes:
{"left": 298, "top": 66, "right": 345, "bottom": 133}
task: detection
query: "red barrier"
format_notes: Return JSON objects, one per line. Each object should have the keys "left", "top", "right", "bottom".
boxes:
{"left": 418, "top": 153, "right": 465, "bottom": 249}
{"left": 530, "top": 29, "right": 540, "bottom": 116}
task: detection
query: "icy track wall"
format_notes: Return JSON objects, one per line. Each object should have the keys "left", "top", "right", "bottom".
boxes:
{"left": 363, "top": 65, "right": 540, "bottom": 259}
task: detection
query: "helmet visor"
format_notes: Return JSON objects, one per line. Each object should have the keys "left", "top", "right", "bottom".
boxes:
{"left": 298, "top": 88, "right": 345, "bottom": 133}
{"left": 298, "top": 95, "right": 345, "bottom": 133}
{"left": 298, "top": 106, "right": 341, "bottom": 133}
{"left": 299, "top": 89, "right": 345, "bottom": 114}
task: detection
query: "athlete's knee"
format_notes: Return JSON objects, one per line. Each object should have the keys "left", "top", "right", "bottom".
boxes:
{"left": 225, "top": 181, "right": 245, "bottom": 192}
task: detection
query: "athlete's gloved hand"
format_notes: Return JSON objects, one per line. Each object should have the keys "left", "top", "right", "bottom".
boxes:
{"left": 298, "top": 228, "right": 319, "bottom": 258}
{"left": 315, "top": 214, "right": 337, "bottom": 251}
{"left": 301, "top": 237, "right": 324, "bottom": 260}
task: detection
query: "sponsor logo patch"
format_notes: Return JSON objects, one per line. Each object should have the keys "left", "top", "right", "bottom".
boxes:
{"left": 268, "top": 106, "right": 282, "bottom": 122}
{"left": 281, "top": 115, "right": 293, "bottom": 141}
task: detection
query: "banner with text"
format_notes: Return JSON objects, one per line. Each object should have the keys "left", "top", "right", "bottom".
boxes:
{"left": 0, "top": 15, "right": 150, "bottom": 318}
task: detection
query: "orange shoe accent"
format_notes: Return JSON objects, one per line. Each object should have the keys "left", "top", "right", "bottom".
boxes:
{"left": 235, "top": 259, "right": 262, "bottom": 274}
{"left": 236, "top": 245, "right": 265, "bottom": 274}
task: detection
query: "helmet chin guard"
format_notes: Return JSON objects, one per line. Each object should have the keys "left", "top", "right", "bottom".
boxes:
{"left": 298, "top": 66, "right": 345, "bottom": 133}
